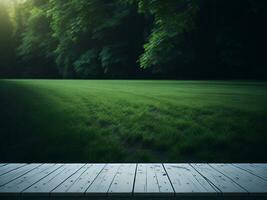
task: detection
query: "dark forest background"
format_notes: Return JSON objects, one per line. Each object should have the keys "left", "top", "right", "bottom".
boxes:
{"left": 0, "top": 0, "right": 267, "bottom": 79}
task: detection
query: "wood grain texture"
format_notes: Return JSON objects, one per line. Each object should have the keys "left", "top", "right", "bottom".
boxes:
{"left": 134, "top": 164, "right": 174, "bottom": 196}
{"left": 191, "top": 163, "right": 247, "bottom": 195}
{"left": 0, "top": 164, "right": 41, "bottom": 187}
{"left": 52, "top": 164, "right": 105, "bottom": 196}
{"left": 0, "top": 164, "right": 7, "bottom": 168}
{"left": 164, "top": 163, "right": 217, "bottom": 196}
{"left": 86, "top": 164, "right": 120, "bottom": 196}
{"left": 0, "top": 164, "right": 26, "bottom": 176}
{"left": 233, "top": 164, "right": 267, "bottom": 180}
{"left": 0, "top": 164, "right": 62, "bottom": 194}
{"left": 108, "top": 164, "right": 136, "bottom": 196}
{"left": 0, "top": 163, "right": 266, "bottom": 198}
{"left": 210, "top": 164, "right": 267, "bottom": 194}
{"left": 23, "top": 164, "right": 84, "bottom": 196}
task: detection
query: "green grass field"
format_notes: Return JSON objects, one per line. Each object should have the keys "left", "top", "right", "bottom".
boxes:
{"left": 0, "top": 80, "right": 267, "bottom": 162}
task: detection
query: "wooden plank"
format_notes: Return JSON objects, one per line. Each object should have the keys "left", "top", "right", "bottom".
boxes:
{"left": 233, "top": 164, "right": 267, "bottom": 180}
{"left": 191, "top": 164, "right": 247, "bottom": 195}
{"left": 51, "top": 164, "right": 105, "bottom": 196}
{"left": 55, "top": 164, "right": 104, "bottom": 195}
{"left": 0, "top": 164, "right": 63, "bottom": 195}
{"left": 86, "top": 164, "right": 120, "bottom": 196}
{"left": 0, "top": 164, "right": 7, "bottom": 168}
{"left": 0, "top": 164, "right": 26, "bottom": 176}
{"left": 51, "top": 164, "right": 91, "bottom": 195}
{"left": 0, "top": 164, "right": 41, "bottom": 187}
{"left": 0, "top": 163, "right": 266, "bottom": 197}
{"left": 108, "top": 164, "right": 136, "bottom": 196}
{"left": 134, "top": 164, "right": 174, "bottom": 197}
{"left": 164, "top": 163, "right": 218, "bottom": 196}
{"left": 23, "top": 164, "right": 84, "bottom": 196}
{"left": 210, "top": 164, "right": 267, "bottom": 194}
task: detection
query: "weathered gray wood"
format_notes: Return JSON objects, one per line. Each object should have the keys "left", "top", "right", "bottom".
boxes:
{"left": 0, "top": 164, "right": 7, "bottom": 168}
{"left": 108, "top": 164, "right": 136, "bottom": 196}
{"left": 0, "top": 163, "right": 266, "bottom": 198}
{"left": 51, "top": 164, "right": 91, "bottom": 196}
{"left": 210, "top": 164, "right": 267, "bottom": 194}
{"left": 233, "top": 164, "right": 267, "bottom": 180}
{"left": 134, "top": 164, "right": 174, "bottom": 197}
{"left": 0, "top": 164, "right": 41, "bottom": 187}
{"left": 52, "top": 164, "right": 105, "bottom": 196}
{"left": 23, "top": 164, "right": 84, "bottom": 196}
{"left": 164, "top": 164, "right": 217, "bottom": 196}
{"left": 191, "top": 164, "right": 247, "bottom": 195}
{"left": 0, "top": 164, "right": 62, "bottom": 195}
{"left": 0, "top": 164, "right": 26, "bottom": 176}
{"left": 86, "top": 164, "right": 120, "bottom": 196}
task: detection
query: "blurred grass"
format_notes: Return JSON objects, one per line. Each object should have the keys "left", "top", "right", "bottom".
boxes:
{"left": 0, "top": 80, "right": 267, "bottom": 162}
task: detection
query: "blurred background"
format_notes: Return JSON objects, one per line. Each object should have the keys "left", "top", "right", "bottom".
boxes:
{"left": 0, "top": 0, "right": 266, "bottom": 80}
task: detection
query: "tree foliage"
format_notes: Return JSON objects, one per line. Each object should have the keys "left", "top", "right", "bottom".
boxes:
{"left": 48, "top": 0, "right": 145, "bottom": 78}
{"left": 0, "top": 0, "right": 266, "bottom": 79}
{"left": 0, "top": 1, "right": 15, "bottom": 77}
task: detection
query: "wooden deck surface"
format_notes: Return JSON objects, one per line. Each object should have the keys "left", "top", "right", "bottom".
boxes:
{"left": 0, "top": 163, "right": 266, "bottom": 199}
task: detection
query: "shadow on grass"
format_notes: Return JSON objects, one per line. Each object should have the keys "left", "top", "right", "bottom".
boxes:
{"left": 0, "top": 80, "right": 267, "bottom": 162}
{"left": 0, "top": 81, "right": 125, "bottom": 162}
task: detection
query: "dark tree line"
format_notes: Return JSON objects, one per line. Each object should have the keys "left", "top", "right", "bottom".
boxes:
{"left": 0, "top": 0, "right": 266, "bottom": 79}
